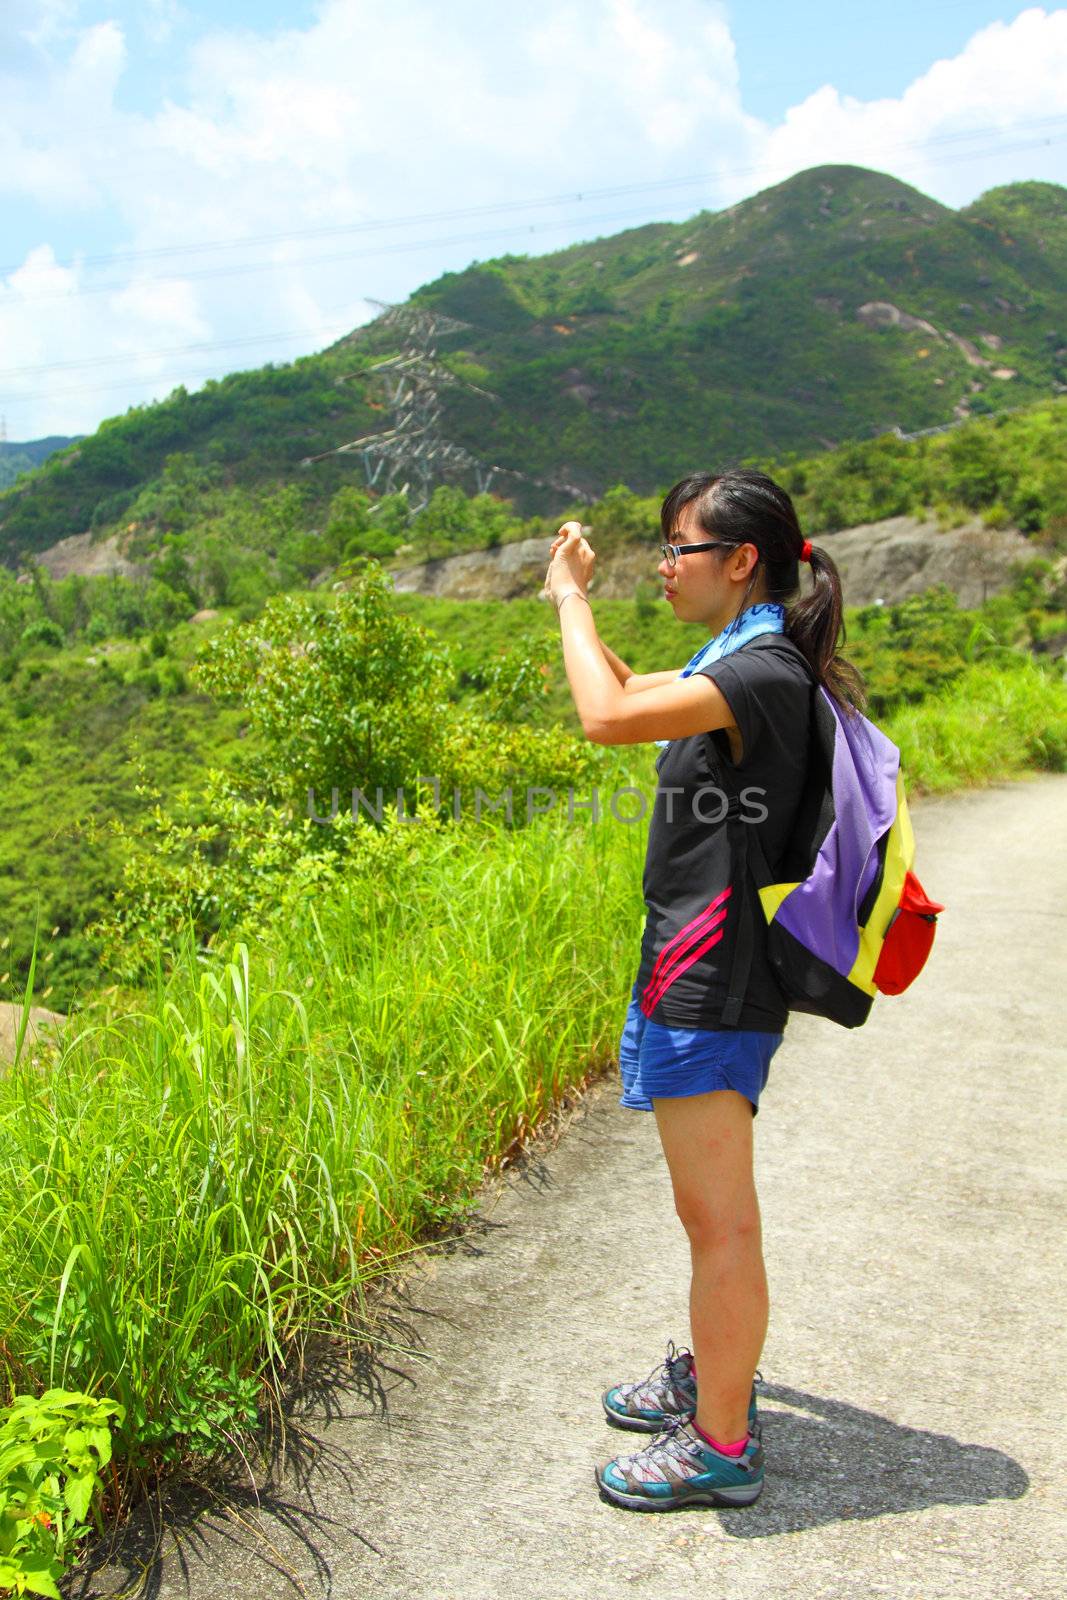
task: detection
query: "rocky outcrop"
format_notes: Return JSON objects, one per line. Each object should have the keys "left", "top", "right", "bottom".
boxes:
{"left": 856, "top": 301, "right": 940, "bottom": 340}
{"left": 813, "top": 516, "right": 1030, "bottom": 609}
{"left": 30, "top": 529, "right": 152, "bottom": 581}
{"left": 391, "top": 536, "right": 562, "bottom": 602}
{"left": 388, "top": 517, "right": 1032, "bottom": 611}
{"left": 0, "top": 1002, "right": 67, "bottom": 1066}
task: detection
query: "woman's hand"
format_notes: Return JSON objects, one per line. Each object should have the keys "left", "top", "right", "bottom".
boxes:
{"left": 543, "top": 521, "right": 596, "bottom": 608}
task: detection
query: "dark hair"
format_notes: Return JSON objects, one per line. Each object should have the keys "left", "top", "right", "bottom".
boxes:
{"left": 660, "top": 467, "right": 866, "bottom": 715}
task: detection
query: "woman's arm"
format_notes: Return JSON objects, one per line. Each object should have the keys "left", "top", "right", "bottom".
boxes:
{"left": 597, "top": 639, "right": 632, "bottom": 687}
{"left": 562, "top": 601, "right": 735, "bottom": 744}
{"left": 624, "top": 668, "right": 684, "bottom": 694}
{"left": 598, "top": 640, "right": 679, "bottom": 694}
{"left": 546, "top": 525, "right": 736, "bottom": 745}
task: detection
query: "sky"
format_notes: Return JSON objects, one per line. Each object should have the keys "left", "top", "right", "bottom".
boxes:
{"left": 2, "top": 0, "right": 1066, "bottom": 441}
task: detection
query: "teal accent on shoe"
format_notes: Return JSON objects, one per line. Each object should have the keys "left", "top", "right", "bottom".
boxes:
{"left": 601, "top": 1343, "right": 760, "bottom": 1434}
{"left": 596, "top": 1418, "right": 765, "bottom": 1513}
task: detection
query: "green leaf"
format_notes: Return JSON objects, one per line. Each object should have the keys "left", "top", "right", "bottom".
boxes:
{"left": 63, "top": 1471, "right": 94, "bottom": 1522}
{"left": 85, "top": 1427, "right": 113, "bottom": 1467}
{"left": 17, "top": 1553, "right": 63, "bottom": 1599}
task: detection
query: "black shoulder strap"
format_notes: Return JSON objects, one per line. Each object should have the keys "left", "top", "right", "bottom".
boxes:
{"left": 720, "top": 796, "right": 752, "bottom": 1027}
{"left": 717, "top": 776, "right": 774, "bottom": 1027}
{"left": 709, "top": 636, "right": 816, "bottom": 1025}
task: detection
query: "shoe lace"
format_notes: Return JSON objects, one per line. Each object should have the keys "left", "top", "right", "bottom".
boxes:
{"left": 619, "top": 1344, "right": 764, "bottom": 1413}
{"left": 659, "top": 1412, "right": 762, "bottom": 1464}
{"left": 638, "top": 1415, "right": 704, "bottom": 1471}
{"left": 619, "top": 1338, "right": 690, "bottom": 1403}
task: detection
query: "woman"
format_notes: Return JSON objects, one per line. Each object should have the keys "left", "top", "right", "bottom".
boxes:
{"left": 542, "top": 467, "right": 864, "bottom": 1513}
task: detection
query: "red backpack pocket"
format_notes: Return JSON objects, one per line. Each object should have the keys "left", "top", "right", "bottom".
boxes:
{"left": 872, "top": 870, "right": 945, "bottom": 996}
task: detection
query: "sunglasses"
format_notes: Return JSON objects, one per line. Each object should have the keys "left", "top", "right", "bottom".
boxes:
{"left": 659, "top": 539, "right": 734, "bottom": 569}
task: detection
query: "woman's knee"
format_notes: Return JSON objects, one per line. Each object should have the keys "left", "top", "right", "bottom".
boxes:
{"left": 672, "top": 1188, "right": 762, "bottom": 1250}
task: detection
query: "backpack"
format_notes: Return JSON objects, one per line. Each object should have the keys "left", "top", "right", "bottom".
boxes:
{"left": 718, "top": 683, "right": 944, "bottom": 1029}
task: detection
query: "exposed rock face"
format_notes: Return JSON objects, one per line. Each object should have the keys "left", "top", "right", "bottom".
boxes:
{"left": 813, "top": 517, "right": 1030, "bottom": 609}
{"left": 391, "top": 536, "right": 562, "bottom": 601}
{"left": 388, "top": 518, "right": 1032, "bottom": 611}
{"left": 857, "top": 301, "right": 940, "bottom": 339}
{"left": 31, "top": 529, "right": 151, "bottom": 581}
{"left": 0, "top": 1002, "right": 66, "bottom": 1066}
{"left": 855, "top": 301, "right": 1015, "bottom": 382}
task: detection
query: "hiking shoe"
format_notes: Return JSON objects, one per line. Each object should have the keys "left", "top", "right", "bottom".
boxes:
{"left": 602, "top": 1341, "right": 759, "bottom": 1433}
{"left": 596, "top": 1415, "right": 765, "bottom": 1512}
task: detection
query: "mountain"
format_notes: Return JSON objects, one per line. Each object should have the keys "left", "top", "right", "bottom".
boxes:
{"left": 1, "top": 165, "right": 1065, "bottom": 567}
{"left": 400, "top": 166, "right": 1066, "bottom": 496}
{"left": 0, "top": 435, "right": 81, "bottom": 492}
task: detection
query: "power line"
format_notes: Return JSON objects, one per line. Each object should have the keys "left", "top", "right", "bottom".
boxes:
{"left": 0, "top": 338, "right": 363, "bottom": 404}
{"left": 0, "top": 306, "right": 370, "bottom": 380}
{"left": 5, "top": 128, "right": 1064, "bottom": 313}
{"left": 2, "top": 128, "right": 1062, "bottom": 410}
{"left": 1, "top": 120, "right": 1061, "bottom": 410}
{"left": 0, "top": 202, "right": 691, "bottom": 305}
{"left": 3, "top": 111, "right": 1065, "bottom": 289}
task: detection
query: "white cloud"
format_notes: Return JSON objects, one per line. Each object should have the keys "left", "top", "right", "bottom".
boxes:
{"left": 0, "top": 1, "right": 1065, "bottom": 441}
{"left": 7, "top": 0, "right": 81, "bottom": 54}
{"left": 143, "top": 0, "right": 183, "bottom": 49}
{"left": 741, "top": 8, "right": 1067, "bottom": 204}
{"left": 0, "top": 19, "right": 128, "bottom": 209}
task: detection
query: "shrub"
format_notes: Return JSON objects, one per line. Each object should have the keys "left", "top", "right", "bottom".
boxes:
{"left": 0, "top": 1389, "right": 124, "bottom": 1598}
{"left": 20, "top": 620, "right": 64, "bottom": 651}
{"left": 888, "top": 658, "right": 1067, "bottom": 791}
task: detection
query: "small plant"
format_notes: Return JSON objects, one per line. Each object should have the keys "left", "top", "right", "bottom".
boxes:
{"left": 130, "top": 1356, "right": 260, "bottom": 1469}
{"left": 0, "top": 1389, "right": 124, "bottom": 1598}
{"left": 19, "top": 621, "right": 64, "bottom": 652}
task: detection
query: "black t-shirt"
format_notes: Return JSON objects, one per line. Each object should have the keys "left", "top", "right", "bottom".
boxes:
{"left": 634, "top": 633, "right": 815, "bottom": 1032}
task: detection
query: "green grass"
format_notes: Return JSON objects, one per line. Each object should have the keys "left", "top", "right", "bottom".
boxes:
{"left": 886, "top": 657, "right": 1067, "bottom": 791}
{"left": 0, "top": 755, "right": 647, "bottom": 1501}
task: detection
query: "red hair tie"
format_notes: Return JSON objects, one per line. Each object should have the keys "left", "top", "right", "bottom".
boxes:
{"left": 799, "top": 539, "right": 813, "bottom": 563}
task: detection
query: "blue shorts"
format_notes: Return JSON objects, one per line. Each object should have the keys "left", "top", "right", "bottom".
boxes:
{"left": 618, "top": 983, "right": 783, "bottom": 1116}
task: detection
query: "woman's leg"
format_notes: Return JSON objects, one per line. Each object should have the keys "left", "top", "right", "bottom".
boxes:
{"left": 652, "top": 1088, "right": 768, "bottom": 1444}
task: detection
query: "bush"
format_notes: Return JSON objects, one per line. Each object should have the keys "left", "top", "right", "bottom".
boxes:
{"left": 888, "top": 658, "right": 1067, "bottom": 791}
{"left": 124, "top": 665, "right": 161, "bottom": 697}
{"left": 0, "top": 1389, "right": 124, "bottom": 1598}
{"left": 86, "top": 564, "right": 595, "bottom": 982}
{"left": 191, "top": 559, "right": 593, "bottom": 814}
{"left": 82, "top": 766, "right": 337, "bottom": 982}
{"left": 20, "top": 620, "right": 64, "bottom": 650}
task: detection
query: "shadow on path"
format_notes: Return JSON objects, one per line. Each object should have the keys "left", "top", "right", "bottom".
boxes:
{"left": 69, "top": 1205, "right": 524, "bottom": 1600}
{"left": 68, "top": 1317, "right": 429, "bottom": 1600}
{"left": 705, "top": 1381, "right": 1029, "bottom": 1539}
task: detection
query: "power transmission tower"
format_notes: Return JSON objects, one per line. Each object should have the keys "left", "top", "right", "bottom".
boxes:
{"left": 301, "top": 300, "right": 583, "bottom": 510}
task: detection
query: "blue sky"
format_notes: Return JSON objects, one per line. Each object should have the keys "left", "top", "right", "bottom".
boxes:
{"left": 2, "top": 1, "right": 1065, "bottom": 439}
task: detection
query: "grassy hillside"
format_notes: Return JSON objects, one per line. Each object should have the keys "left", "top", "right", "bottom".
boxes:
{"left": 2, "top": 165, "right": 1065, "bottom": 565}
{"left": 411, "top": 168, "right": 1067, "bottom": 495}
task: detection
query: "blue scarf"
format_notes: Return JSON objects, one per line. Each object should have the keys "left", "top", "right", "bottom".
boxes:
{"left": 654, "top": 601, "right": 786, "bottom": 748}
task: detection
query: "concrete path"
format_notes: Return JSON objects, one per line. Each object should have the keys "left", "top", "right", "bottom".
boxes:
{"left": 82, "top": 774, "right": 1067, "bottom": 1600}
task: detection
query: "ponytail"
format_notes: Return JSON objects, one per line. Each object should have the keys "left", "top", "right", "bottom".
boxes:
{"left": 786, "top": 542, "right": 867, "bottom": 717}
